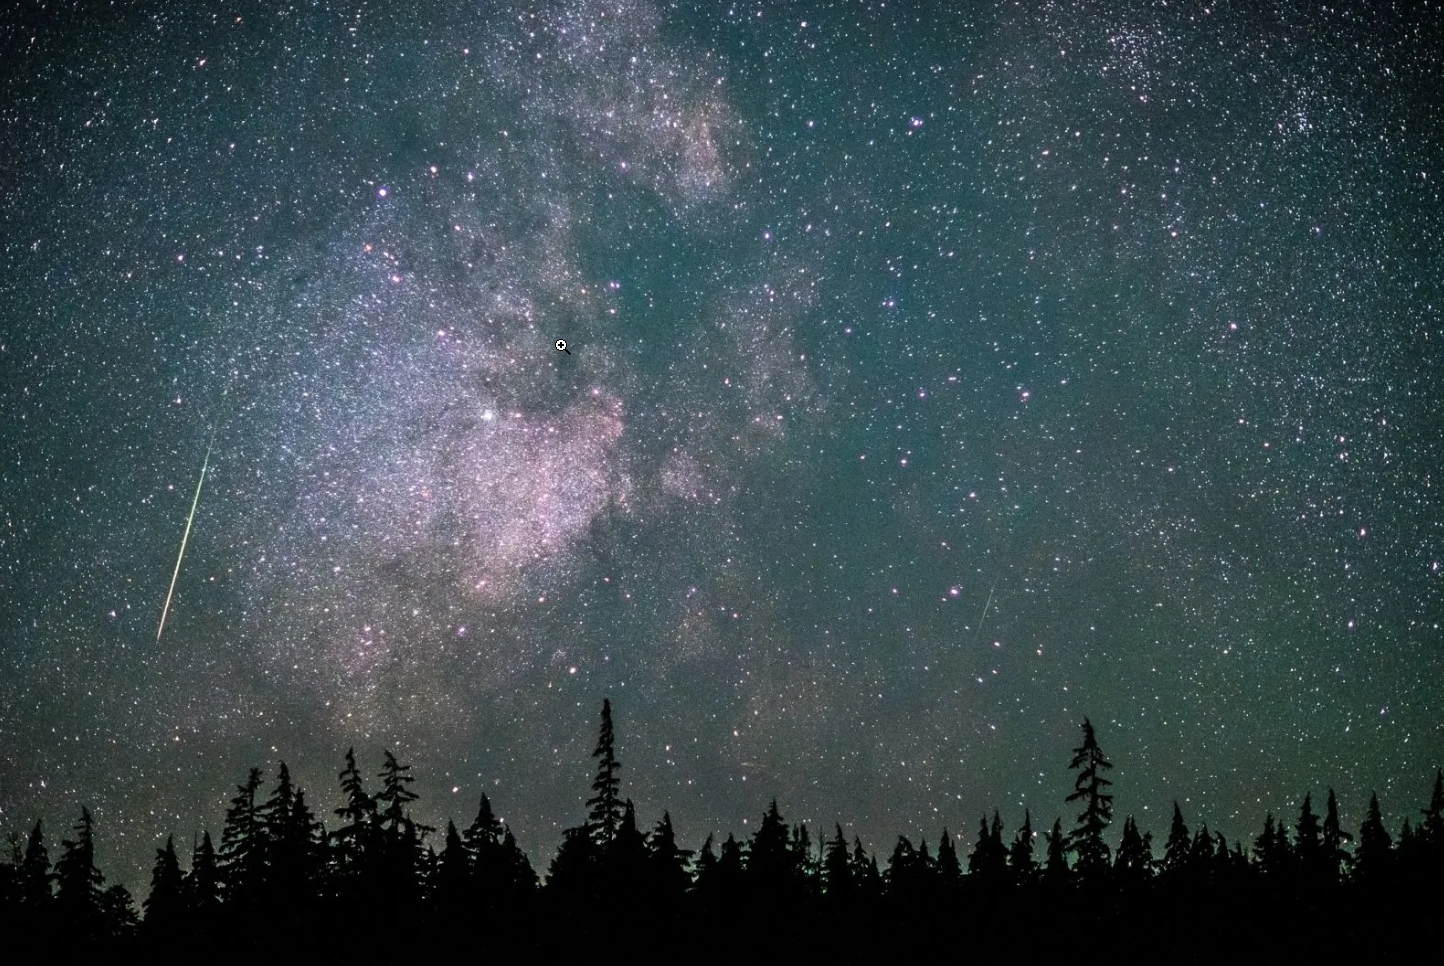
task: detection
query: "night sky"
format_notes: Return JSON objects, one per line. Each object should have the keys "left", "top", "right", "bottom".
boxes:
{"left": 3, "top": 1, "right": 1443, "bottom": 894}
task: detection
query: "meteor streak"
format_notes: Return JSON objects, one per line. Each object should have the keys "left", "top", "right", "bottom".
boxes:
{"left": 977, "top": 577, "right": 998, "bottom": 635}
{"left": 156, "top": 432, "right": 214, "bottom": 643}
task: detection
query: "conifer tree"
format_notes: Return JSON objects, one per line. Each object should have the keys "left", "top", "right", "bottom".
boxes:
{"left": 1354, "top": 791, "right": 1392, "bottom": 882}
{"left": 1420, "top": 769, "right": 1444, "bottom": 853}
{"left": 185, "top": 831, "right": 221, "bottom": 921}
{"left": 823, "top": 825, "right": 852, "bottom": 902}
{"left": 432, "top": 819, "right": 471, "bottom": 922}
{"left": 334, "top": 747, "right": 376, "bottom": 869}
{"left": 586, "top": 699, "right": 624, "bottom": 847}
{"left": 748, "top": 799, "right": 794, "bottom": 901}
{"left": 376, "top": 751, "right": 420, "bottom": 836}
{"left": 968, "top": 813, "right": 1007, "bottom": 882}
{"left": 1043, "top": 818, "right": 1070, "bottom": 887}
{"left": 1294, "top": 792, "right": 1322, "bottom": 879}
{"left": 1114, "top": 816, "right": 1152, "bottom": 887}
{"left": 101, "top": 883, "right": 139, "bottom": 941}
{"left": 1320, "top": 788, "right": 1352, "bottom": 884}
{"left": 19, "top": 820, "right": 50, "bottom": 912}
{"left": 219, "top": 767, "right": 267, "bottom": 911}
{"left": 143, "top": 835, "right": 184, "bottom": 932}
{"left": 1162, "top": 802, "right": 1191, "bottom": 877}
{"left": 851, "top": 837, "right": 883, "bottom": 901}
{"left": 1065, "top": 718, "right": 1114, "bottom": 882}
{"left": 648, "top": 811, "right": 693, "bottom": 901}
{"left": 1007, "top": 810, "right": 1037, "bottom": 885}
{"left": 610, "top": 799, "right": 650, "bottom": 894}
{"left": 936, "top": 827, "right": 963, "bottom": 892}
{"left": 53, "top": 806, "right": 105, "bottom": 941}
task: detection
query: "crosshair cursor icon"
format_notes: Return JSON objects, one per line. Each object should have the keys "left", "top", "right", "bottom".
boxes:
{"left": 555, "top": 339, "right": 571, "bottom": 355}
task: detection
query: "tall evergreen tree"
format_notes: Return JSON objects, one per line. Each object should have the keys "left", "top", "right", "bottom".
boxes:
{"left": 19, "top": 820, "right": 51, "bottom": 912}
{"left": 1065, "top": 718, "right": 1114, "bottom": 882}
{"left": 1043, "top": 818, "right": 1070, "bottom": 887}
{"left": 1252, "top": 813, "right": 1291, "bottom": 878}
{"left": 1007, "top": 810, "right": 1037, "bottom": 886}
{"left": 432, "top": 819, "right": 471, "bottom": 923}
{"left": 968, "top": 812, "right": 1007, "bottom": 882}
{"left": 219, "top": 767, "right": 267, "bottom": 910}
{"left": 586, "top": 699, "right": 624, "bottom": 847}
{"left": 1294, "top": 792, "right": 1322, "bottom": 880}
{"left": 143, "top": 835, "right": 184, "bottom": 932}
{"left": 1354, "top": 791, "right": 1392, "bottom": 882}
{"left": 376, "top": 751, "right": 420, "bottom": 837}
{"left": 647, "top": 811, "right": 693, "bottom": 902}
{"left": 1162, "top": 802, "right": 1191, "bottom": 877}
{"left": 1320, "top": 788, "right": 1352, "bottom": 884}
{"left": 823, "top": 825, "right": 852, "bottom": 902}
{"left": 851, "top": 837, "right": 883, "bottom": 902}
{"left": 53, "top": 806, "right": 105, "bottom": 941}
{"left": 1420, "top": 769, "right": 1444, "bottom": 853}
{"left": 936, "top": 827, "right": 963, "bottom": 892}
{"left": 748, "top": 799, "right": 796, "bottom": 907}
{"left": 335, "top": 748, "right": 375, "bottom": 838}
{"left": 1114, "top": 816, "right": 1152, "bottom": 887}
{"left": 185, "top": 831, "right": 221, "bottom": 922}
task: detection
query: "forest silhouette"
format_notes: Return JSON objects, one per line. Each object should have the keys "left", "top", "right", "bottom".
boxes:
{"left": 2, "top": 699, "right": 1439, "bottom": 959}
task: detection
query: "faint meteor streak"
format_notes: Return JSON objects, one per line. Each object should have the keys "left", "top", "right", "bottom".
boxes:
{"left": 156, "top": 431, "right": 215, "bottom": 642}
{"left": 977, "top": 577, "right": 998, "bottom": 635}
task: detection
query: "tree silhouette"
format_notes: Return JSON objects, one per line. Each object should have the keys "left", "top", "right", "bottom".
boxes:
{"left": 823, "top": 825, "right": 852, "bottom": 903}
{"left": 1113, "top": 816, "right": 1152, "bottom": 888}
{"left": 1007, "top": 810, "right": 1037, "bottom": 886}
{"left": 185, "top": 830, "right": 220, "bottom": 925}
{"left": 586, "top": 699, "right": 624, "bottom": 847}
{"left": 936, "top": 827, "right": 963, "bottom": 893}
{"left": 1320, "top": 788, "right": 1352, "bottom": 884}
{"left": 967, "top": 812, "right": 1007, "bottom": 883}
{"left": 1043, "top": 817, "right": 1070, "bottom": 888}
{"left": 1354, "top": 791, "right": 1392, "bottom": 882}
{"left": 142, "top": 835, "right": 184, "bottom": 934}
{"left": 1294, "top": 791, "right": 1322, "bottom": 883}
{"left": 1162, "top": 802, "right": 1191, "bottom": 878}
{"left": 1421, "top": 769, "right": 1444, "bottom": 854}
{"left": 53, "top": 806, "right": 105, "bottom": 942}
{"left": 647, "top": 811, "right": 693, "bottom": 903}
{"left": 19, "top": 820, "right": 51, "bottom": 913}
{"left": 1065, "top": 718, "right": 1114, "bottom": 882}
{"left": 219, "top": 768, "right": 267, "bottom": 913}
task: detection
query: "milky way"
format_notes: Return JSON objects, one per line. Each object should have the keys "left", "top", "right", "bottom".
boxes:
{"left": 2, "top": 0, "right": 1442, "bottom": 894}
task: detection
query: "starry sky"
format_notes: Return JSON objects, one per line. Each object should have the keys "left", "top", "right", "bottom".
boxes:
{"left": 3, "top": 0, "right": 1443, "bottom": 893}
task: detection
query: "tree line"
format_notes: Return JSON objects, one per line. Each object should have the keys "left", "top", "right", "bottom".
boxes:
{"left": 2, "top": 701, "right": 1440, "bottom": 957}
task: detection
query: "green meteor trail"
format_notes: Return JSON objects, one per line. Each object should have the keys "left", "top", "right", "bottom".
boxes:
{"left": 156, "top": 432, "right": 214, "bottom": 643}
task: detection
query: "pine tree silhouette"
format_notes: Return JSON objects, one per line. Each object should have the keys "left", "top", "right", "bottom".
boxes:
{"left": 647, "top": 811, "right": 693, "bottom": 903}
{"left": 1354, "top": 791, "right": 1392, "bottom": 882}
{"left": 1162, "top": 802, "right": 1191, "bottom": 878}
{"left": 1421, "top": 769, "right": 1444, "bottom": 854}
{"left": 823, "top": 825, "right": 852, "bottom": 902}
{"left": 586, "top": 699, "right": 624, "bottom": 847}
{"left": 967, "top": 812, "right": 1007, "bottom": 882}
{"left": 219, "top": 767, "right": 266, "bottom": 914}
{"left": 185, "top": 830, "right": 221, "bottom": 925}
{"left": 1065, "top": 718, "right": 1114, "bottom": 883}
{"left": 142, "top": 835, "right": 184, "bottom": 933}
{"left": 1320, "top": 788, "right": 1353, "bottom": 884}
{"left": 1043, "top": 817, "right": 1070, "bottom": 888}
{"left": 53, "top": 806, "right": 105, "bottom": 943}
{"left": 1294, "top": 791, "right": 1322, "bottom": 883}
{"left": 936, "top": 827, "right": 963, "bottom": 893}
{"left": 1113, "top": 816, "right": 1152, "bottom": 888}
{"left": 19, "top": 820, "right": 51, "bottom": 913}
{"left": 1007, "top": 810, "right": 1037, "bottom": 886}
